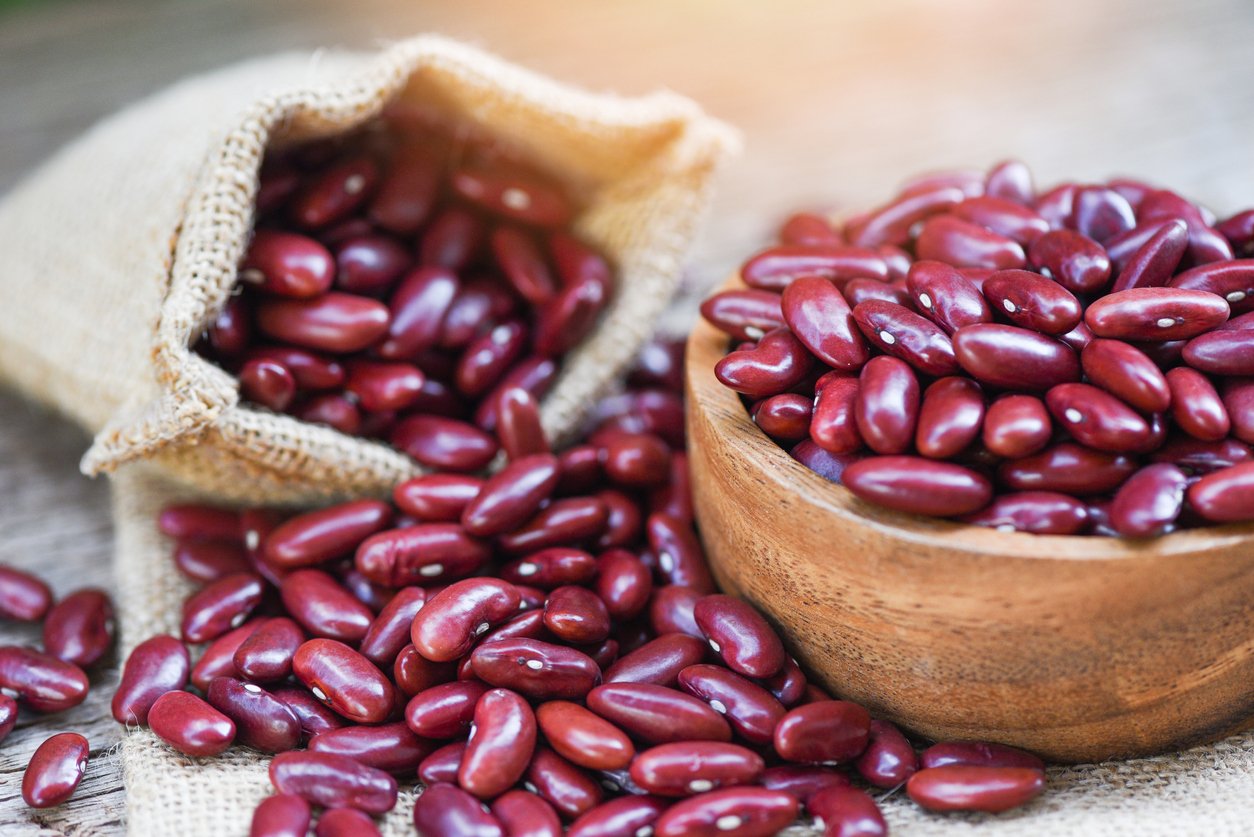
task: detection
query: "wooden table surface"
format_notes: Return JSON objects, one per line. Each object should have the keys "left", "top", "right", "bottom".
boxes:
{"left": 3, "top": 0, "right": 1254, "bottom": 833}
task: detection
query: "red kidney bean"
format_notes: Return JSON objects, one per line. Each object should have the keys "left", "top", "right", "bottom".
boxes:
{"left": 190, "top": 620, "right": 257, "bottom": 691}
{"left": 533, "top": 269, "right": 611, "bottom": 358}
{"left": 1081, "top": 339, "right": 1171, "bottom": 414}
{"left": 205, "top": 677, "right": 301, "bottom": 754}
{"left": 405, "top": 681, "right": 489, "bottom": 739}
{"left": 544, "top": 586, "right": 611, "bottom": 645}
{"left": 604, "top": 634, "right": 707, "bottom": 687}
{"left": 1183, "top": 329, "right": 1254, "bottom": 376}
{"left": 982, "top": 269, "right": 1082, "bottom": 335}
{"left": 848, "top": 186, "right": 966, "bottom": 248}
{"left": 1110, "top": 218, "right": 1188, "bottom": 292}
{"left": 915, "top": 376, "right": 984, "bottom": 459}
{"left": 653, "top": 787, "right": 796, "bottom": 837}
{"left": 1071, "top": 185, "right": 1136, "bottom": 242}
{"left": 773, "top": 700, "right": 871, "bottom": 764}
{"left": 757, "top": 767, "right": 850, "bottom": 802}
{"left": 1109, "top": 463, "right": 1188, "bottom": 537}
{"left": 853, "top": 356, "right": 919, "bottom": 455}
{"left": 1046, "top": 383, "right": 1153, "bottom": 453}
{"left": 263, "top": 500, "right": 391, "bottom": 569}
{"left": 413, "top": 782, "right": 505, "bottom": 836}
{"left": 1166, "top": 367, "right": 1230, "bottom": 441}
{"left": 290, "top": 157, "right": 377, "bottom": 228}
{"left": 593, "top": 550, "right": 653, "bottom": 622}
{"left": 631, "top": 741, "right": 764, "bottom": 797}
{"left": 391, "top": 415, "right": 499, "bottom": 472}
{"left": 246, "top": 346, "right": 346, "bottom": 391}
{"left": 208, "top": 294, "right": 252, "bottom": 357}
{"left": 587, "top": 683, "right": 731, "bottom": 744}
{"left": 497, "top": 386, "right": 550, "bottom": 462}
{"left": 535, "top": 701, "right": 635, "bottom": 772}
{"left": 1141, "top": 190, "right": 1234, "bottom": 264}
{"left": 1153, "top": 435, "right": 1252, "bottom": 474}
{"left": 916, "top": 216, "right": 1025, "bottom": 270}
{"left": 907, "top": 765, "right": 1045, "bottom": 812}
{"left": 333, "top": 234, "right": 410, "bottom": 296}
{"left": 952, "top": 323, "right": 1080, "bottom": 390}
{"left": 810, "top": 376, "right": 862, "bottom": 455}
{"left": 1224, "top": 377, "right": 1254, "bottom": 444}
{"left": 982, "top": 395, "right": 1051, "bottom": 459}
{"left": 395, "top": 475, "right": 484, "bottom": 522}
{"left": 525, "top": 746, "right": 604, "bottom": 820}
{"left": 898, "top": 169, "right": 985, "bottom": 199}
{"left": 1, "top": 694, "right": 18, "bottom": 741}
{"left": 906, "top": 260, "right": 991, "bottom": 334}
{"left": 295, "top": 394, "right": 361, "bottom": 434}
{"left": 1027, "top": 229, "right": 1111, "bottom": 294}
{"left": 255, "top": 293, "right": 389, "bottom": 354}
{"left": 677, "top": 664, "right": 784, "bottom": 745}
{"left": 1171, "top": 259, "right": 1254, "bottom": 314}
{"left": 853, "top": 300, "right": 958, "bottom": 376}
{"left": 842, "top": 277, "right": 912, "bottom": 308}
{"left": 779, "top": 212, "right": 841, "bottom": 245}
{"left": 953, "top": 196, "right": 1048, "bottom": 244}
{"left": 460, "top": 454, "right": 559, "bottom": 537}
{"left": 808, "top": 786, "right": 887, "bottom": 837}
{"left": 158, "top": 505, "right": 241, "bottom": 542}
{"left": 279, "top": 569, "right": 373, "bottom": 643}
{"left": 921, "top": 740, "right": 1045, "bottom": 771}
{"left": 179, "top": 572, "right": 263, "bottom": 643}
{"left": 491, "top": 790, "right": 563, "bottom": 837}
{"left": 419, "top": 741, "right": 466, "bottom": 785}
{"left": 457, "top": 321, "right": 530, "bottom": 398}
{"left": 714, "top": 327, "right": 814, "bottom": 399}
{"left": 239, "top": 230, "right": 335, "bottom": 299}
{"left": 366, "top": 145, "right": 441, "bottom": 234}
{"left": 780, "top": 276, "right": 869, "bottom": 371}
{"left": 239, "top": 359, "right": 297, "bottom": 411}
{"left": 1086, "top": 287, "right": 1231, "bottom": 341}
{"left": 471, "top": 638, "right": 601, "bottom": 700}
{"left": 344, "top": 360, "right": 423, "bottom": 412}
{"left": 1058, "top": 319, "right": 1095, "bottom": 353}
{"left": 567, "top": 795, "right": 669, "bottom": 837}
{"left": 0, "top": 565, "right": 53, "bottom": 622}
{"left": 601, "top": 433, "right": 671, "bottom": 489}
{"left": 500, "top": 497, "right": 610, "bottom": 555}
{"left": 740, "top": 245, "right": 888, "bottom": 290}
{"left": 147, "top": 690, "right": 235, "bottom": 757}
{"left": 232, "top": 618, "right": 304, "bottom": 683}
{"left": 649, "top": 585, "right": 705, "bottom": 639}
{"left": 844, "top": 455, "right": 991, "bottom": 517}
{"left": 647, "top": 513, "right": 715, "bottom": 594}
{"left": 0, "top": 647, "right": 88, "bottom": 714}
{"left": 853, "top": 719, "right": 918, "bottom": 789}
{"left": 692, "top": 594, "right": 784, "bottom": 679}
{"left": 40, "top": 588, "right": 113, "bottom": 668}
{"left": 350, "top": 586, "right": 424, "bottom": 669}
{"left": 272, "top": 687, "right": 345, "bottom": 739}
{"left": 1186, "top": 461, "right": 1254, "bottom": 522}
{"left": 985, "top": 160, "right": 1034, "bottom": 204}
{"left": 491, "top": 226, "right": 557, "bottom": 304}
{"left": 292, "top": 638, "right": 394, "bottom": 724}
{"left": 374, "top": 266, "right": 461, "bottom": 359}
{"left": 356, "top": 524, "right": 491, "bottom": 586}
{"left": 270, "top": 750, "right": 397, "bottom": 814}
{"left": 502, "top": 548, "right": 598, "bottom": 590}
{"left": 394, "top": 644, "right": 458, "bottom": 697}
{"left": 315, "top": 808, "right": 380, "bottom": 837}
{"left": 963, "top": 491, "right": 1089, "bottom": 534}
{"left": 172, "top": 540, "right": 249, "bottom": 583}
{"left": 999, "top": 442, "right": 1137, "bottom": 494}
{"left": 699, "top": 290, "right": 786, "bottom": 342}
{"left": 22, "top": 732, "right": 89, "bottom": 808}
{"left": 453, "top": 161, "right": 572, "bottom": 228}
{"left": 411, "top": 578, "right": 520, "bottom": 662}
{"left": 249, "top": 793, "right": 311, "bottom": 837}
{"left": 763, "top": 656, "right": 808, "bottom": 707}
{"left": 459, "top": 688, "right": 538, "bottom": 799}
{"left": 1218, "top": 208, "right": 1254, "bottom": 250}
{"left": 419, "top": 208, "right": 485, "bottom": 274}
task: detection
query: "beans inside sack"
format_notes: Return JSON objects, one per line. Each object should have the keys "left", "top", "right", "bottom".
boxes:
{"left": 704, "top": 161, "right": 1254, "bottom": 536}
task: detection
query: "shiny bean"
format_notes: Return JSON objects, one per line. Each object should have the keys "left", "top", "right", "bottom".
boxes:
{"left": 22, "top": 732, "right": 89, "bottom": 808}
{"left": 111, "top": 635, "right": 188, "bottom": 725}
{"left": 848, "top": 186, "right": 966, "bottom": 248}
{"left": 292, "top": 638, "right": 395, "bottom": 724}
{"left": 692, "top": 594, "right": 784, "bottom": 679}
{"left": 544, "top": 586, "right": 611, "bottom": 645}
{"left": 178, "top": 572, "right": 262, "bottom": 643}
{"left": 921, "top": 740, "right": 1045, "bottom": 771}
{"left": 699, "top": 290, "right": 786, "bottom": 342}
{"left": 916, "top": 216, "right": 1025, "bottom": 270}
{"left": 595, "top": 550, "right": 653, "bottom": 622}
{"left": 453, "top": 163, "right": 572, "bottom": 228}
{"left": 1183, "top": 329, "right": 1254, "bottom": 375}
{"left": 206, "top": 677, "right": 301, "bottom": 754}
{"left": 985, "top": 160, "right": 1034, "bottom": 204}
{"left": 272, "top": 687, "right": 345, "bottom": 739}
{"left": 393, "top": 644, "right": 458, "bottom": 698}
{"left": 998, "top": 442, "right": 1138, "bottom": 494}
{"left": 604, "top": 634, "right": 707, "bottom": 687}
{"left": 39, "top": 588, "right": 112, "bottom": 668}
{"left": 334, "top": 234, "right": 410, "bottom": 296}
{"left": 525, "top": 746, "right": 604, "bottom": 820}
{"left": 238, "top": 359, "right": 296, "bottom": 411}
{"left": 419, "top": 741, "right": 466, "bottom": 785}
{"left": 648, "top": 585, "right": 704, "bottom": 639}
{"left": 148, "top": 690, "right": 235, "bottom": 757}
{"left": 1224, "top": 378, "right": 1254, "bottom": 444}
{"left": 982, "top": 269, "right": 1082, "bottom": 335}
{"left": 982, "top": 395, "right": 1052, "bottom": 459}
{"left": 492, "top": 790, "right": 563, "bottom": 837}
{"left": 471, "top": 638, "right": 601, "bottom": 700}
{"left": 781, "top": 276, "right": 868, "bottom": 371}
{"left": 239, "top": 230, "right": 335, "bottom": 299}
{"left": 1163, "top": 368, "right": 1229, "bottom": 442}
{"left": 405, "top": 681, "right": 489, "bottom": 739}
{"left": 533, "top": 267, "right": 610, "bottom": 358}
{"left": 1186, "top": 461, "right": 1254, "bottom": 522}
{"left": 842, "top": 277, "right": 912, "bottom": 308}
{"left": 190, "top": 620, "right": 256, "bottom": 691}
{"left": 1086, "top": 287, "right": 1230, "bottom": 341}
{"left": 460, "top": 688, "right": 538, "bottom": 799}
{"left": 315, "top": 808, "right": 380, "bottom": 837}
{"left": 807, "top": 786, "right": 887, "bottom": 837}
{"left": 209, "top": 295, "right": 252, "bottom": 357}
{"left": 461, "top": 454, "right": 560, "bottom": 537}
{"left": 500, "top": 497, "right": 610, "bottom": 555}
{"left": 906, "top": 260, "right": 991, "bottom": 334}
{"left": 394, "top": 475, "right": 484, "bottom": 522}
{"left": 279, "top": 569, "right": 373, "bottom": 643}
{"left": 1071, "top": 185, "right": 1136, "bottom": 241}
{"left": 502, "top": 548, "right": 598, "bottom": 590}
{"left": 356, "top": 587, "right": 426, "bottom": 668}
{"left": 413, "top": 782, "right": 505, "bottom": 837}
{"left": 652, "top": 787, "right": 797, "bottom": 837}
{"left": 713, "top": 327, "right": 814, "bottom": 399}
{"left": 741, "top": 245, "right": 888, "bottom": 290}
{"left": 264, "top": 500, "right": 392, "bottom": 569}
{"left": 567, "top": 795, "right": 669, "bottom": 837}
{"left": 677, "top": 664, "right": 785, "bottom": 745}
{"left": 916, "top": 376, "right": 984, "bottom": 459}
{"left": 631, "top": 742, "right": 764, "bottom": 797}
{"left": 411, "top": 578, "right": 520, "bottom": 662}
{"left": 356, "top": 524, "right": 491, "bottom": 586}
{"left": 1045, "top": 382, "right": 1153, "bottom": 452}
{"left": 374, "top": 266, "right": 460, "bottom": 359}
{"left": 255, "top": 293, "right": 389, "bottom": 354}
{"left": 497, "top": 386, "right": 550, "bottom": 461}
{"left": 843, "top": 455, "right": 991, "bottom": 517}
{"left": 647, "top": 513, "right": 715, "bottom": 593}
{"left": 310, "top": 723, "right": 431, "bottom": 776}
{"left": 773, "top": 701, "right": 872, "bottom": 764}
{"left": 586, "top": 683, "right": 731, "bottom": 744}
{"left": 906, "top": 765, "right": 1045, "bottom": 813}
{"left": 952, "top": 323, "right": 1080, "bottom": 390}
{"left": 854, "top": 719, "right": 918, "bottom": 788}
{"left": 810, "top": 375, "right": 861, "bottom": 455}
{"left": 953, "top": 196, "right": 1048, "bottom": 244}
{"left": 854, "top": 356, "right": 920, "bottom": 455}
{"left": 1027, "top": 229, "right": 1110, "bottom": 293}
{"left": 1081, "top": 339, "right": 1171, "bottom": 414}
{"left": 853, "top": 300, "right": 958, "bottom": 376}
{"left": 1110, "top": 218, "right": 1188, "bottom": 292}
{"left": 270, "top": 750, "right": 397, "bottom": 814}
{"left": 391, "top": 415, "right": 499, "bottom": 472}
{"left": 290, "top": 157, "right": 377, "bottom": 228}
{"left": 249, "top": 793, "right": 311, "bottom": 837}
{"left": 963, "top": 491, "right": 1089, "bottom": 534}
{"left": 158, "top": 505, "right": 241, "bottom": 542}
{"left": 1170, "top": 258, "right": 1254, "bottom": 314}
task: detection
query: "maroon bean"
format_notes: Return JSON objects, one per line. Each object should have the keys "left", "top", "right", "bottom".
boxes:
{"left": 1171, "top": 258, "right": 1254, "bottom": 314}
{"left": 807, "top": 786, "right": 887, "bottom": 837}
{"left": 853, "top": 300, "right": 958, "bottom": 376}
{"left": 649, "top": 585, "right": 704, "bottom": 638}
{"left": 172, "top": 539, "right": 249, "bottom": 583}
{"left": 1183, "top": 329, "right": 1254, "bottom": 376}
{"left": 499, "top": 497, "right": 610, "bottom": 555}
{"left": 393, "top": 643, "right": 458, "bottom": 697}
{"left": 315, "top": 808, "right": 380, "bottom": 837}
{"left": 413, "top": 782, "right": 505, "bottom": 836}
{"left": 651, "top": 787, "right": 797, "bottom": 837}
{"left": 779, "top": 212, "right": 841, "bottom": 245}
{"left": 567, "top": 796, "right": 669, "bottom": 837}
{"left": 501, "top": 548, "right": 598, "bottom": 590}
{"left": 1109, "top": 463, "right": 1188, "bottom": 537}
{"left": 158, "top": 505, "right": 241, "bottom": 542}
{"left": 411, "top": 578, "right": 520, "bottom": 662}
{"left": 916, "top": 376, "right": 984, "bottom": 459}
{"left": 1081, "top": 339, "right": 1171, "bottom": 414}
{"left": 489, "top": 226, "right": 556, "bottom": 304}
{"left": 239, "top": 230, "right": 334, "bottom": 299}
{"left": 1140, "top": 189, "right": 1234, "bottom": 264}
{"left": 647, "top": 513, "right": 715, "bottom": 594}
{"left": 982, "top": 395, "right": 1051, "bottom": 459}
{"left": 1110, "top": 218, "right": 1189, "bottom": 292}
{"left": 604, "top": 634, "right": 707, "bottom": 687}
{"left": 714, "top": 327, "right": 814, "bottom": 400}
{"left": 497, "top": 386, "right": 550, "bottom": 461}
{"left": 848, "top": 186, "right": 966, "bottom": 248}
{"left": 255, "top": 293, "right": 389, "bottom": 354}
{"left": 249, "top": 793, "right": 312, "bottom": 837}
{"left": 373, "top": 266, "right": 461, "bottom": 359}
{"left": 419, "top": 741, "right": 467, "bottom": 785}
{"left": 1166, "top": 367, "right": 1230, "bottom": 441}
{"left": 533, "top": 267, "right": 611, "bottom": 358}
{"left": 1153, "top": 435, "right": 1252, "bottom": 473}
{"left": 907, "top": 765, "right": 1045, "bottom": 813}
{"left": 535, "top": 701, "right": 635, "bottom": 772}
{"left": 3, "top": 647, "right": 90, "bottom": 714}
{"left": 247, "top": 346, "right": 346, "bottom": 391}
{"left": 631, "top": 742, "right": 764, "bottom": 797}
{"left": 179, "top": 572, "right": 263, "bottom": 643}
{"left": 763, "top": 657, "right": 808, "bottom": 707}
{"left": 1086, "top": 287, "right": 1230, "bottom": 341}
{"left": 352, "top": 586, "right": 425, "bottom": 669}
{"left": 290, "top": 157, "right": 377, "bottom": 228}
{"left": 758, "top": 766, "right": 849, "bottom": 800}
{"left": 699, "top": 290, "right": 786, "bottom": 341}
{"left": 394, "top": 475, "right": 483, "bottom": 522}
{"left": 921, "top": 740, "right": 1045, "bottom": 771}
{"left": 234, "top": 617, "right": 305, "bottom": 682}
{"left": 1224, "top": 378, "right": 1254, "bottom": 444}
{"left": 190, "top": 619, "right": 256, "bottom": 691}
{"left": 457, "top": 688, "right": 538, "bottom": 799}
{"left": 692, "top": 594, "right": 784, "bottom": 679}
{"left": 455, "top": 320, "right": 529, "bottom": 398}
{"left": 985, "top": 160, "right": 1034, "bottom": 204}
{"left": 453, "top": 161, "right": 572, "bottom": 228}
{"left": 272, "top": 687, "right": 345, "bottom": 739}
{"left": 773, "top": 701, "right": 871, "bottom": 764}
{"left": 916, "top": 216, "right": 1025, "bottom": 270}
{"left": 650, "top": 451, "right": 694, "bottom": 524}
{"left": 280, "top": 569, "right": 373, "bottom": 643}
{"left": 810, "top": 376, "right": 862, "bottom": 455}
{"left": 209, "top": 295, "right": 252, "bottom": 357}
{"left": 206, "top": 677, "right": 301, "bottom": 754}
{"left": 391, "top": 415, "right": 499, "bottom": 472}
{"left": 367, "top": 145, "right": 441, "bottom": 234}
{"left": 39, "top": 588, "right": 113, "bottom": 668}
{"left": 405, "top": 681, "right": 489, "bottom": 739}
{"left": 906, "top": 260, "right": 991, "bottom": 334}
{"left": 843, "top": 455, "right": 991, "bottom": 517}
{"left": 239, "top": 359, "right": 297, "bottom": 411}
{"left": 587, "top": 683, "right": 731, "bottom": 744}
{"left": 264, "top": 500, "right": 391, "bottom": 569}
{"left": 419, "top": 208, "right": 485, "bottom": 274}
{"left": 854, "top": 356, "right": 919, "bottom": 455}
{"left": 963, "top": 491, "right": 1089, "bottom": 534}
{"left": 781, "top": 276, "right": 869, "bottom": 371}
{"left": 1058, "top": 320, "right": 1095, "bottom": 353}
{"left": 854, "top": 720, "right": 918, "bottom": 788}
{"left": 148, "top": 690, "right": 235, "bottom": 757}
{"left": 595, "top": 489, "right": 644, "bottom": 550}
{"left": 602, "top": 433, "right": 672, "bottom": 488}
{"left": 953, "top": 196, "right": 1048, "bottom": 244}
{"left": 298, "top": 394, "right": 363, "bottom": 434}
{"left": 842, "top": 277, "right": 912, "bottom": 308}
{"left": 952, "top": 323, "right": 1080, "bottom": 390}
{"left": 898, "top": 169, "right": 985, "bottom": 199}
{"left": 525, "top": 746, "right": 604, "bottom": 820}
{"left": 595, "top": 550, "right": 653, "bottom": 622}
{"left": 0, "top": 565, "right": 52, "bottom": 623}
{"left": 982, "top": 269, "right": 1082, "bottom": 335}
{"left": 1026, "top": 229, "right": 1110, "bottom": 294}
{"left": 1071, "top": 185, "right": 1136, "bottom": 242}
{"left": 1045, "top": 383, "right": 1153, "bottom": 453}
{"left": 22, "top": 732, "right": 89, "bottom": 808}
{"left": 271, "top": 750, "right": 397, "bottom": 814}
{"left": 1186, "top": 461, "right": 1254, "bottom": 522}
{"left": 471, "top": 638, "right": 601, "bottom": 700}
{"left": 343, "top": 360, "right": 424, "bottom": 412}
{"left": 292, "top": 638, "right": 394, "bottom": 724}
{"left": 741, "top": 245, "right": 888, "bottom": 290}
{"left": 459, "top": 456, "right": 557, "bottom": 539}
{"left": 333, "top": 234, "right": 410, "bottom": 296}
{"left": 491, "top": 791, "right": 562, "bottom": 837}
{"left": 677, "top": 664, "right": 785, "bottom": 745}
{"left": 356, "top": 524, "right": 491, "bottom": 586}
{"left": 544, "top": 586, "right": 610, "bottom": 645}
{"left": 0, "top": 694, "right": 18, "bottom": 742}
{"left": 998, "top": 442, "right": 1138, "bottom": 494}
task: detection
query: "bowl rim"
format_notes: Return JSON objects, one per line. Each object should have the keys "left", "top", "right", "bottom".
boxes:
{"left": 685, "top": 274, "right": 1254, "bottom": 561}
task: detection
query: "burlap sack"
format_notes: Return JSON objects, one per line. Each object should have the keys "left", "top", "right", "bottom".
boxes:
{"left": 113, "top": 466, "right": 1254, "bottom": 836}
{"left": 0, "top": 36, "right": 737, "bottom": 506}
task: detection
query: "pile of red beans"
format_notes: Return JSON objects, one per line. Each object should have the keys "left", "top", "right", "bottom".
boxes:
{"left": 195, "top": 113, "right": 611, "bottom": 467}
{"left": 704, "top": 161, "right": 1254, "bottom": 535}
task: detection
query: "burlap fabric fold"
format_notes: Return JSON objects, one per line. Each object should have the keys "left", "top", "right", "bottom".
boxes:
{"left": 0, "top": 35, "right": 737, "bottom": 505}
{"left": 112, "top": 467, "right": 1254, "bottom": 836}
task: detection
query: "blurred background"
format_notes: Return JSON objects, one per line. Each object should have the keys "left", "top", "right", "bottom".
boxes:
{"left": 2, "top": 0, "right": 1254, "bottom": 831}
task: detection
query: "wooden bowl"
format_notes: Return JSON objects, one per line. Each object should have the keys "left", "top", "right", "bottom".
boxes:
{"left": 685, "top": 278, "right": 1254, "bottom": 763}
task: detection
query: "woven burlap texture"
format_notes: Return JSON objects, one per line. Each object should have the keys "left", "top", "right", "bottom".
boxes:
{"left": 0, "top": 35, "right": 737, "bottom": 506}
{"left": 112, "top": 468, "right": 1254, "bottom": 836}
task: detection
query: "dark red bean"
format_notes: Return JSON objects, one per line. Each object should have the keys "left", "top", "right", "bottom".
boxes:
{"left": 953, "top": 323, "right": 1080, "bottom": 390}
{"left": 1187, "top": 461, "right": 1254, "bottom": 522}
{"left": 525, "top": 746, "right": 604, "bottom": 820}
{"left": 1027, "top": 229, "right": 1111, "bottom": 294}
{"left": 773, "top": 701, "right": 871, "bottom": 764}
{"left": 393, "top": 644, "right": 457, "bottom": 698}
{"left": 490, "top": 226, "right": 557, "bottom": 304}
{"left": 843, "top": 277, "right": 912, "bottom": 308}
{"left": 344, "top": 360, "right": 424, "bottom": 412}
{"left": 982, "top": 395, "right": 1052, "bottom": 459}
{"left": 290, "top": 157, "right": 378, "bottom": 228}
{"left": 391, "top": 415, "right": 499, "bottom": 472}
{"left": 209, "top": 295, "right": 252, "bottom": 357}
{"left": 239, "top": 230, "right": 334, "bottom": 299}
{"left": 420, "top": 207, "right": 485, "bottom": 273}
{"left": 653, "top": 787, "right": 796, "bottom": 837}
{"left": 148, "top": 691, "right": 235, "bottom": 757}
{"left": 1109, "top": 463, "right": 1188, "bottom": 536}
{"left": 597, "top": 489, "right": 644, "bottom": 550}
{"left": 0, "top": 565, "right": 52, "bottom": 623}
{"left": 289, "top": 392, "right": 361, "bottom": 432}
{"left": 853, "top": 300, "right": 958, "bottom": 376}
{"left": 492, "top": 791, "right": 563, "bottom": 837}
{"left": 292, "top": 638, "right": 395, "bottom": 724}
{"left": 536, "top": 701, "right": 634, "bottom": 772}
{"left": 810, "top": 376, "right": 862, "bottom": 455}
{"left": 532, "top": 267, "right": 610, "bottom": 357}
{"left": 272, "top": 687, "right": 345, "bottom": 739}
{"left": 413, "top": 782, "right": 505, "bottom": 836}
{"left": 22, "top": 732, "right": 89, "bottom": 808}
{"left": 461, "top": 454, "right": 559, "bottom": 537}
{"left": 367, "top": 145, "right": 441, "bottom": 234}
{"left": 649, "top": 586, "right": 704, "bottom": 638}
{"left": 907, "top": 765, "right": 1045, "bottom": 813}
{"left": 921, "top": 740, "right": 1045, "bottom": 771}
{"left": 953, "top": 196, "right": 1048, "bottom": 244}
{"left": 1171, "top": 259, "right": 1254, "bottom": 314}
{"left": 238, "top": 359, "right": 296, "bottom": 411}
{"left": 1081, "top": 339, "right": 1171, "bottom": 414}
{"left": 906, "top": 260, "right": 991, "bottom": 334}
{"left": 897, "top": 169, "right": 984, "bottom": 199}
{"left": 206, "top": 677, "right": 301, "bottom": 754}
{"left": 998, "top": 442, "right": 1138, "bottom": 494}
{"left": 231, "top": 618, "right": 303, "bottom": 683}
{"left": 595, "top": 550, "right": 653, "bottom": 622}
{"left": 190, "top": 620, "right": 257, "bottom": 691}
{"left": 1086, "top": 287, "right": 1230, "bottom": 341}
{"left": 604, "top": 634, "right": 707, "bottom": 687}
{"left": 779, "top": 212, "right": 841, "bottom": 245}
{"left": 854, "top": 720, "right": 918, "bottom": 788}
{"left": 497, "top": 386, "right": 550, "bottom": 461}
{"left": 1167, "top": 367, "right": 1230, "bottom": 441}
{"left": 502, "top": 548, "right": 598, "bottom": 590}
{"left": 471, "top": 638, "right": 601, "bottom": 700}
{"left": 807, "top": 786, "right": 887, "bottom": 837}
{"left": 848, "top": 186, "right": 966, "bottom": 248}
{"left": 173, "top": 539, "right": 249, "bottom": 583}
{"left": 1110, "top": 218, "right": 1188, "bottom": 292}
{"left": 758, "top": 766, "right": 849, "bottom": 800}
{"left": 158, "top": 505, "right": 241, "bottom": 542}
{"left": 249, "top": 793, "right": 311, "bottom": 837}
{"left": 647, "top": 513, "right": 715, "bottom": 594}
{"left": 586, "top": 683, "right": 731, "bottom": 744}
{"left": 631, "top": 742, "right": 764, "bottom": 797}
{"left": 419, "top": 741, "right": 466, "bottom": 785}
{"left": 916, "top": 376, "right": 984, "bottom": 459}
{"left": 270, "top": 750, "right": 397, "bottom": 814}
{"left": 499, "top": 497, "right": 609, "bottom": 555}
{"left": 333, "top": 234, "right": 410, "bottom": 296}
{"left": 916, "top": 216, "right": 1025, "bottom": 270}
{"left": 602, "top": 433, "right": 672, "bottom": 488}
{"left": 1, "top": 694, "right": 19, "bottom": 742}
{"left": 692, "top": 594, "right": 784, "bottom": 679}
{"left": 763, "top": 657, "right": 808, "bottom": 707}
{"left": 1153, "top": 435, "right": 1252, "bottom": 473}
{"left": 963, "top": 491, "right": 1089, "bottom": 534}
{"left": 985, "top": 160, "right": 1034, "bottom": 204}
{"left": 714, "top": 328, "right": 814, "bottom": 399}
{"left": 405, "top": 681, "right": 489, "bottom": 739}
{"left": 741, "top": 245, "right": 888, "bottom": 290}
{"left": 353, "top": 586, "right": 425, "bottom": 669}
{"left": 1072, "top": 185, "right": 1136, "bottom": 242}
{"left": 40, "top": 589, "right": 113, "bottom": 668}
{"left": 567, "top": 796, "right": 669, "bottom": 837}
{"left": 677, "top": 664, "right": 784, "bottom": 745}
{"left": 280, "top": 569, "right": 373, "bottom": 643}
{"left": 454, "top": 162, "right": 571, "bottom": 228}
{"left": 395, "top": 475, "right": 484, "bottom": 522}
{"left": 375, "top": 266, "right": 460, "bottom": 359}
{"left": 264, "top": 500, "right": 392, "bottom": 569}
{"left": 178, "top": 572, "right": 263, "bottom": 643}
{"left": 854, "top": 356, "right": 919, "bottom": 455}
{"left": 545, "top": 586, "right": 611, "bottom": 645}
{"left": 844, "top": 455, "right": 991, "bottom": 517}
{"left": 699, "top": 290, "right": 786, "bottom": 342}
{"left": 411, "top": 578, "right": 520, "bottom": 662}
{"left": 255, "top": 293, "right": 389, "bottom": 354}
{"left": 245, "top": 347, "right": 345, "bottom": 391}
{"left": 1045, "top": 382, "right": 1153, "bottom": 452}
{"left": 315, "top": 808, "right": 380, "bottom": 837}
{"left": 457, "top": 321, "right": 530, "bottom": 398}
{"left": 3, "top": 646, "right": 90, "bottom": 712}
{"left": 458, "top": 688, "right": 538, "bottom": 799}
{"left": 781, "top": 276, "right": 868, "bottom": 371}
{"left": 982, "top": 269, "right": 1082, "bottom": 335}
{"left": 356, "top": 524, "right": 491, "bottom": 586}
{"left": 1183, "top": 329, "right": 1254, "bottom": 376}
{"left": 1224, "top": 378, "right": 1254, "bottom": 444}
